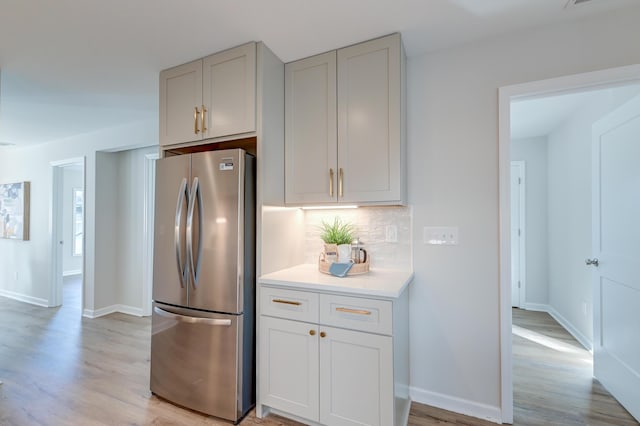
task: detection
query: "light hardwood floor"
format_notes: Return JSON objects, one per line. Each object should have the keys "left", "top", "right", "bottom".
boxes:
{"left": 0, "top": 278, "right": 636, "bottom": 425}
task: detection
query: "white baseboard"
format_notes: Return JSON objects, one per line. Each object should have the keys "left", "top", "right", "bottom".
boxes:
{"left": 523, "top": 302, "right": 548, "bottom": 312}
{"left": 0, "top": 289, "right": 49, "bottom": 307}
{"left": 83, "top": 304, "right": 144, "bottom": 319}
{"left": 547, "top": 306, "right": 592, "bottom": 351}
{"left": 519, "top": 303, "right": 592, "bottom": 351}
{"left": 63, "top": 269, "right": 82, "bottom": 277}
{"left": 409, "top": 386, "right": 502, "bottom": 424}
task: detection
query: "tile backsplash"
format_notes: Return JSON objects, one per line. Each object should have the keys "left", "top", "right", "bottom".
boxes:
{"left": 303, "top": 206, "right": 412, "bottom": 270}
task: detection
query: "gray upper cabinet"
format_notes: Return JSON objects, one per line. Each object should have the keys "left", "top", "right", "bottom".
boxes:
{"left": 285, "top": 33, "right": 406, "bottom": 206}
{"left": 285, "top": 51, "right": 337, "bottom": 204}
{"left": 160, "top": 43, "right": 256, "bottom": 146}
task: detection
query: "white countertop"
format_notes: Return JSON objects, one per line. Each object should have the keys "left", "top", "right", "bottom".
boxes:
{"left": 259, "top": 264, "right": 413, "bottom": 299}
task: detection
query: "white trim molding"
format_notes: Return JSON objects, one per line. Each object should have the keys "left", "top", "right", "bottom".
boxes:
{"left": 410, "top": 386, "right": 502, "bottom": 424}
{"left": 63, "top": 269, "right": 82, "bottom": 277}
{"left": 547, "top": 306, "right": 592, "bottom": 351}
{"left": 142, "top": 152, "right": 159, "bottom": 317}
{"left": 498, "top": 63, "right": 640, "bottom": 424}
{"left": 0, "top": 290, "right": 49, "bottom": 308}
{"left": 83, "top": 304, "right": 144, "bottom": 319}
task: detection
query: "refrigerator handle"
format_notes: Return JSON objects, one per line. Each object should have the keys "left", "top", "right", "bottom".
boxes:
{"left": 174, "top": 178, "right": 189, "bottom": 288}
{"left": 187, "top": 177, "right": 203, "bottom": 289}
{"left": 154, "top": 306, "right": 232, "bottom": 326}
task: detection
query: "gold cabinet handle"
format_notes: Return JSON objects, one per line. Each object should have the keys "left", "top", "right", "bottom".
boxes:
{"left": 320, "top": 331, "right": 326, "bottom": 338}
{"left": 336, "top": 307, "right": 371, "bottom": 315}
{"left": 201, "top": 105, "right": 207, "bottom": 133}
{"left": 339, "top": 168, "right": 344, "bottom": 198}
{"left": 329, "top": 168, "right": 334, "bottom": 197}
{"left": 309, "top": 330, "right": 316, "bottom": 336}
{"left": 194, "top": 107, "right": 200, "bottom": 134}
{"left": 272, "top": 299, "right": 301, "bottom": 306}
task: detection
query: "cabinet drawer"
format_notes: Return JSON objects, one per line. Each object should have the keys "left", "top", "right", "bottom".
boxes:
{"left": 260, "top": 286, "right": 319, "bottom": 323}
{"left": 320, "top": 294, "right": 392, "bottom": 335}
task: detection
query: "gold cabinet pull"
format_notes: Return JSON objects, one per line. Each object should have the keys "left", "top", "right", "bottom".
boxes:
{"left": 272, "top": 299, "right": 301, "bottom": 306}
{"left": 194, "top": 107, "right": 200, "bottom": 134}
{"left": 329, "top": 168, "right": 334, "bottom": 197}
{"left": 336, "top": 307, "right": 371, "bottom": 315}
{"left": 201, "top": 105, "right": 207, "bottom": 133}
{"left": 309, "top": 330, "right": 316, "bottom": 336}
{"left": 320, "top": 331, "right": 326, "bottom": 338}
{"left": 339, "top": 168, "right": 344, "bottom": 198}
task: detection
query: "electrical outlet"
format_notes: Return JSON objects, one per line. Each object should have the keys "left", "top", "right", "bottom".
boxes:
{"left": 424, "top": 226, "right": 459, "bottom": 245}
{"left": 385, "top": 225, "right": 398, "bottom": 243}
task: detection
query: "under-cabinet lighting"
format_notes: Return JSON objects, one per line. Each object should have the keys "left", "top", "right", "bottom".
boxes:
{"left": 301, "top": 205, "right": 359, "bottom": 210}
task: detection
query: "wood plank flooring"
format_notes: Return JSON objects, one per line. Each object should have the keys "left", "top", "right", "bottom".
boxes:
{"left": 512, "top": 308, "right": 637, "bottom": 426}
{"left": 0, "top": 277, "right": 637, "bottom": 425}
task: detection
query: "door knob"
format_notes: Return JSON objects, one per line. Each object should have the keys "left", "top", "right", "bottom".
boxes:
{"left": 585, "top": 258, "right": 599, "bottom": 267}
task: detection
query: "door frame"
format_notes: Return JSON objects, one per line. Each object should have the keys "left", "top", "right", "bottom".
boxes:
{"left": 498, "top": 64, "right": 640, "bottom": 423}
{"left": 49, "top": 157, "right": 86, "bottom": 308}
{"left": 510, "top": 160, "right": 526, "bottom": 308}
{"left": 142, "top": 152, "right": 159, "bottom": 316}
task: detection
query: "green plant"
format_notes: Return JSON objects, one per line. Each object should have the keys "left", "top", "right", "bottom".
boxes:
{"left": 319, "top": 217, "right": 355, "bottom": 245}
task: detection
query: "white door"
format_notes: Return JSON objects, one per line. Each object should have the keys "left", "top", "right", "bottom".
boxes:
{"left": 510, "top": 161, "right": 525, "bottom": 308}
{"left": 591, "top": 94, "right": 640, "bottom": 421}
{"left": 319, "top": 326, "right": 393, "bottom": 426}
{"left": 259, "top": 316, "right": 319, "bottom": 421}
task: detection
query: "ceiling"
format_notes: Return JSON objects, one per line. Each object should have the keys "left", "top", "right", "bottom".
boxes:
{"left": 510, "top": 83, "right": 640, "bottom": 140}
{"left": 0, "top": 0, "right": 638, "bottom": 147}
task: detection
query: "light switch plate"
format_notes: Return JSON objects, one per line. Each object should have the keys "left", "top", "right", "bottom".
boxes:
{"left": 424, "top": 226, "right": 459, "bottom": 245}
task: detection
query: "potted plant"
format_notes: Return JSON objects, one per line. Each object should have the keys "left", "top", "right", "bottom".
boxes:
{"left": 320, "top": 217, "right": 355, "bottom": 263}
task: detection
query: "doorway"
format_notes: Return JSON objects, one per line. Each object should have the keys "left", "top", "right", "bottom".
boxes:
{"left": 50, "top": 158, "right": 85, "bottom": 311}
{"left": 499, "top": 65, "right": 640, "bottom": 423}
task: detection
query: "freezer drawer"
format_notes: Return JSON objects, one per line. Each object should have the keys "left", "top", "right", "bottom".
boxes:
{"left": 150, "top": 303, "right": 251, "bottom": 421}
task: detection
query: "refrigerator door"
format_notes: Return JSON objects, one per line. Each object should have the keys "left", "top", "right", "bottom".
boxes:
{"left": 188, "top": 149, "right": 246, "bottom": 313}
{"left": 153, "top": 154, "right": 191, "bottom": 307}
{"left": 150, "top": 303, "right": 242, "bottom": 421}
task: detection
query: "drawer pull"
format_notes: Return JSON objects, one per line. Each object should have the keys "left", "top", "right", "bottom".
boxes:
{"left": 309, "top": 330, "right": 316, "bottom": 336}
{"left": 273, "top": 299, "right": 301, "bottom": 306}
{"left": 336, "top": 307, "right": 371, "bottom": 315}
{"left": 320, "top": 331, "right": 326, "bottom": 338}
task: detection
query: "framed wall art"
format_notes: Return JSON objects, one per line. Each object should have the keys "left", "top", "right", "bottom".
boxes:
{"left": 0, "top": 181, "right": 30, "bottom": 240}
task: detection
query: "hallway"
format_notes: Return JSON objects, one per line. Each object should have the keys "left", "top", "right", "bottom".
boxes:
{"left": 512, "top": 308, "right": 637, "bottom": 425}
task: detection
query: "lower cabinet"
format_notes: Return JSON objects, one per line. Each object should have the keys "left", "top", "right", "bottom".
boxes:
{"left": 319, "top": 326, "right": 393, "bottom": 426}
{"left": 260, "top": 316, "right": 319, "bottom": 421}
{"left": 258, "top": 285, "right": 408, "bottom": 426}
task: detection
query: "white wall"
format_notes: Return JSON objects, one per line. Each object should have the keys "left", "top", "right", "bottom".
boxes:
{"left": 95, "top": 152, "right": 119, "bottom": 311}
{"left": 407, "top": 5, "right": 640, "bottom": 421}
{"left": 0, "top": 119, "right": 156, "bottom": 311}
{"left": 62, "top": 167, "right": 83, "bottom": 275}
{"left": 116, "top": 147, "right": 157, "bottom": 312}
{"left": 511, "top": 137, "right": 548, "bottom": 306}
{"left": 546, "top": 88, "right": 640, "bottom": 347}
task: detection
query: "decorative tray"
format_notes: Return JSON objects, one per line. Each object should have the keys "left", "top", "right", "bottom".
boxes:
{"left": 318, "top": 254, "right": 370, "bottom": 276}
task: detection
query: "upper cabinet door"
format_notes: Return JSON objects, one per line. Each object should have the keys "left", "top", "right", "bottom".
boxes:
{"left": 337, "top": 34, "right": 403, "bottom": 204}
{"left": 203, "top": 43, "right": 256, "bottom": 139}
{"left": 159, "top": 60, "right": 203, "bottom": 146}
{"left": 285, "top": 51, "right": 338, "bottom": 205}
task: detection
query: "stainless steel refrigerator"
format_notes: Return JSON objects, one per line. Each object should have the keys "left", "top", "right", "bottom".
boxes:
{"left": 150, "top": 148, "right": 255, "bottom": 423}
